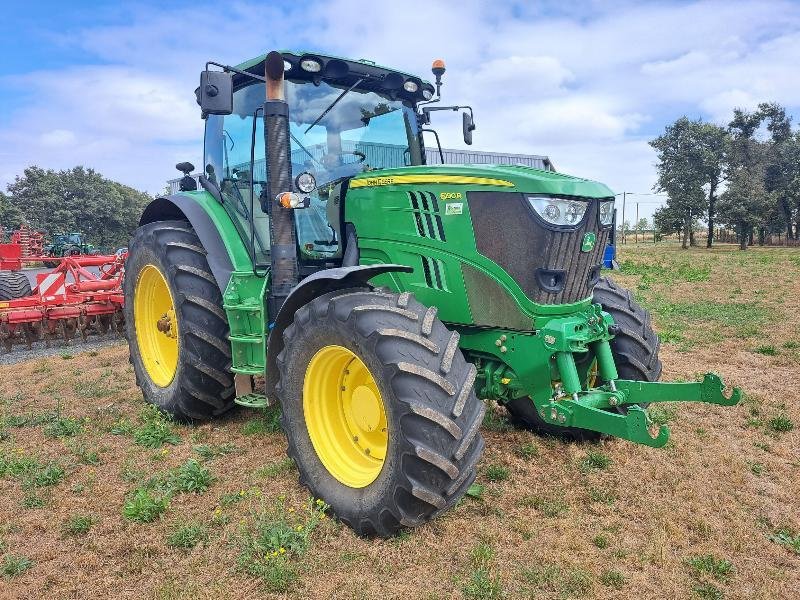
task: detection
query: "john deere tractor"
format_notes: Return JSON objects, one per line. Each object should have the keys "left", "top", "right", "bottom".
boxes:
{"left": 124, "top": 51, "right": 740, "bottom": 536}
{"left": 42, "top": 232, "right": 98, "bottom": 267}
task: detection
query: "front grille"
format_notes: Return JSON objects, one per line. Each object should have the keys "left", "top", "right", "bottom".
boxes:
{"left": 462, "top": 264, "right": 532, "bottom": 330}
{"left": 408, "top": 191, "right": 446, "bottom": 241}
{"left": 468, "top": 191, "right": 610, "bottom": 304}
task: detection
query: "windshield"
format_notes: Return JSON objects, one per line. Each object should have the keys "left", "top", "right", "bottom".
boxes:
{"left": 285, "top": 81, "right": 422, "bottom": 184}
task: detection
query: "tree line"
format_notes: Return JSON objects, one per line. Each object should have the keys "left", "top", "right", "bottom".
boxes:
{"left": 0, "top": 166, "right": 152, "bottom": 249}
{"left": 650, "top": 102, "right": 800, "bottom": 250}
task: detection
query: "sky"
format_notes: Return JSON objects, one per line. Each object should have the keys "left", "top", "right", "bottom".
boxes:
{"left": 2, "top": 0, "right": 800, "bottom": 221}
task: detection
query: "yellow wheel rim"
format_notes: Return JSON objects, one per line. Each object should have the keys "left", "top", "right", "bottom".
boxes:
{"left": 303, "top": 345, "right": 388, "bottom": 488}
{"left": 134, "top": 264, "right": 179, "bottom": 387}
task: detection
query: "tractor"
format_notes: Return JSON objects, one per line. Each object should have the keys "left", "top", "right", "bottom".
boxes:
{"left": 124, "top": 50, "right": 740, "bottom": 537}
{"left": 43, "top": 232, "right": 98, "bottom": 267}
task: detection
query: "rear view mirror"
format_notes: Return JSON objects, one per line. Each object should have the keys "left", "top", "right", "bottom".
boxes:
{"left": 463, "top": 111, "right": 476, "bottom": 145}
{"left": 197, "top": 70, "right": 233, "bottom": 116}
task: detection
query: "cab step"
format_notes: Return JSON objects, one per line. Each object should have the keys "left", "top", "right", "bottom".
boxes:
{"left": 234, "top": 393, "right": 269, "bottom": 409}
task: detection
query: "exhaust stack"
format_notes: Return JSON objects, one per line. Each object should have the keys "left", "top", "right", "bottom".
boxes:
{"left": 263, "top": 50, "right": 297, "bottom": 318}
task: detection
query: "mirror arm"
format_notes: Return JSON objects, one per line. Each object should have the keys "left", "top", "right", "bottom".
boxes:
{"left": 205, "top": 61, "right": 267, "bottom": 83}
{"left": 421, "top": 105, "right": 474, "bottom": 123}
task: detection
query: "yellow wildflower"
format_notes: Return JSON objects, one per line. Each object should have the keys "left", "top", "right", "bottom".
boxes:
{"left": 295, "top": 525, "right": 303, "bottom": 531}
{"left": 279, "top": 547, "right": 286, "bottom": 554}
{"left": 288, "top": 507, "right": 295, "bottom": 513}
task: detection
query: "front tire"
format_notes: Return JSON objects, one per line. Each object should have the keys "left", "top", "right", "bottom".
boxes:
{"left": 277, "top": 289, "right": 485, "bottom": 537}
{"left": 505, "top": 276, "right": 662, "bottom": 440}
{"left": 124, "top": 220, "right": 235, "bottom": 420}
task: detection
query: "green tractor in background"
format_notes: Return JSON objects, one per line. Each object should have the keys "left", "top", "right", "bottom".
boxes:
{"left": 42, "top": 232, "right": 98, "bottom": 267}
{"left": 124, "top": 51, "right": 740, "bottom": 536}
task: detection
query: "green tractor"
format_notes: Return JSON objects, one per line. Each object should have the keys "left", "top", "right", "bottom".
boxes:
{"left": 124, "top": 51, "right": 740, "bottom": 536}
{"left": 43, "top": 232, "right": 98, "bottom": 267}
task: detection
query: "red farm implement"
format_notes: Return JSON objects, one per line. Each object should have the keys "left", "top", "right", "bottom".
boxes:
{"left": 0, "top": 241, "right": 125, "bottom": 352}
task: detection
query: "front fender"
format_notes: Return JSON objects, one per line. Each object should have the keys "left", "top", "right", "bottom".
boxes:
{"left": 265, "top": 264, "right": 413, "bottom": 399}
{"left": 139, "top": 193, "right": 252, "bottom": 292}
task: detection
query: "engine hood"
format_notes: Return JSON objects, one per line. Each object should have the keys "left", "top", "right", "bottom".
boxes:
{"left": 348, "top": 163, "right": 614, "bottom": 198}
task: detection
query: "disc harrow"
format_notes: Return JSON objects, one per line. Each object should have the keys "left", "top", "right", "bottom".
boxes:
{"left": 0, "top": 252, "right": 125, "bottom": 353}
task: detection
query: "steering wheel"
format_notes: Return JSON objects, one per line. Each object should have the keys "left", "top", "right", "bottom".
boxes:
{"left": 346, "top": 150, "right": 367, "bottom": 163}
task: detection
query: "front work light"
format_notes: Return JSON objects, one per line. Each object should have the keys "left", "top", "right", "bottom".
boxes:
{"left": 295, "top": 171, "right": 316, "bottom": 193}
{"left": 403, "top": 80, "right": 419, "bottom": 93}
{"left": 527, "top": 196, "right": 588, "bottom": 227}
{"left": 598, "top": 200, "right": 614, "bottom": 226}
{"left": 300, "top": 59, "right": 322, "bottom": 73}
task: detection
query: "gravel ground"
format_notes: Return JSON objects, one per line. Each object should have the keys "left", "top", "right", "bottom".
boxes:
{"left": 0, "top": 337, "right": 127, "bottom": 365}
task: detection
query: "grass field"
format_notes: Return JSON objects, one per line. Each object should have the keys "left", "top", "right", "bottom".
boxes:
{"left": 1, "top": 243, "right": 798, "bottom": 599}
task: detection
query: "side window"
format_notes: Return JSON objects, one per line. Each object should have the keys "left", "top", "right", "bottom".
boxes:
{"left": 203, "top": 84, "right": 273, "bottom": 266}
{"left": 294, "top": 183, "right": 342, "bottom": 261}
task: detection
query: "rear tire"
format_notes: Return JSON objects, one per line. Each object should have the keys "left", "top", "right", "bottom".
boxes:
{"left": 277, "top": 289, "right": 485, "bottom": 537}
{"left": 505, "top": 276, "right": 662, "bottom": 440}
{"left": 123, "top": 220, "right": 235, "bottom": 420}
{"left": 0, "top": 271, "right": 32, "bottom": 300}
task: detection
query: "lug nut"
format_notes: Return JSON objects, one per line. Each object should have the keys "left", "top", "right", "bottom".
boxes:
{"left": 500, "top": 346, "right": 507, "bottom": 353}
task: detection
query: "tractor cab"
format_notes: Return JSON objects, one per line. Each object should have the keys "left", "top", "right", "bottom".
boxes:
{"left": 198, "top": 51, "right": 468, "bottom": 270}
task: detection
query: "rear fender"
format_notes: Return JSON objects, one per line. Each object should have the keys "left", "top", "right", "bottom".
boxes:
{"left": 265, "top": 264, "right": 413, "bottom": 399}
{"left": 139, "top": 193, "right": 252, "bottom": 292}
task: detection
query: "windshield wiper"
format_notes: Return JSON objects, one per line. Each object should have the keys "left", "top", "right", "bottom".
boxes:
{"left": 305, "top": 78, "right": 365, "bottom": 133}
{"left": 290, "top": 130, "right": 324, "bottom": 169}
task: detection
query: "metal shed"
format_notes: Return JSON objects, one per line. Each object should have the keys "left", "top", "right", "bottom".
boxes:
{"left": 168, "top": 148, "right": 554, "bottom": 194}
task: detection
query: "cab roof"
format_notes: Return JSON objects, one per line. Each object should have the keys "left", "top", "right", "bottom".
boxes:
{"left": 233, "top": 50, "right": 435, "bottom": 103}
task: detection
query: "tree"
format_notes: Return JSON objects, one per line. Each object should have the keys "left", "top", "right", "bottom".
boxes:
{"left": 694, "top": 122, "right": 729, "bottom": 247}
{"left": 636, "top": 217, "right": 649, "bottom": 232}
{"left": 653, "top": 203, "right": 684, "bottom": 237}
{"left": 717, "top": 108, "right": 769, "bottom": 250}
{"left": 4, "top": 166, "right": 151, "bottom": 248}
{"left": 650, "top": 117, "right": 714, "bottom": 249}
{"left": 0, "top": 191, "right": 24, "bottom": 233}
{"left": 618, "top": 220, "right": 631, "bottom": 242}
{"left": 760, "top": 102, "right": 799, "bottom": 240}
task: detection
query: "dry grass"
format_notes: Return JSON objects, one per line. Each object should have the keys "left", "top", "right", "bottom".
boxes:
{"left": 1, "top": 242, "right": 799, "bottom": 599}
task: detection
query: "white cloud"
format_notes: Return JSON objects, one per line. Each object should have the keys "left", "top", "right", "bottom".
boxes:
{"left": 40, "top": 129, "right": 76, "bottom": 147}
{"left": 1, "top": 0, "right": 800, "bottom": 206}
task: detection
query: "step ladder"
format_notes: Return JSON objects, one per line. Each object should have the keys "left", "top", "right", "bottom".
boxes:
{"left": 223, "top": 271, "right": 269, "bottom": 408}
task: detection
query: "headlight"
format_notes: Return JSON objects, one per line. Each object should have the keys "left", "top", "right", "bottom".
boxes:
{"left": 300, "top": 58, "right": 322, "bottom": 73}
{"left": 403, "top": 80, "right": 419, "bottom": 93}
{"left": 599, "top": 200, "right": 614, "bottom": 226}
{"left": 295, "top": 171, "right": 316, "bottom": 193}
{"left": 527, "top": 196, "right": 588, "bottom": 226}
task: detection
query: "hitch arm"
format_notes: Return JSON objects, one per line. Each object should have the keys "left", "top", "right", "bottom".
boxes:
{"left": 536, "top": 373, "right": 741, "bottom": 448}
{"left": 613, "top": 373, "right": 741, "bottom": 407}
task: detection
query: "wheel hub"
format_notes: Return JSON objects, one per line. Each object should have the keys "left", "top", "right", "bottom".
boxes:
{"left": 134, "top": 264, "right": 179, "bottom": 387}
{"left": 156, "top": 309, "right": 176, "bottom": 338}
{"left": 303, "top": 345, "right": 388, "bottom": 488}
